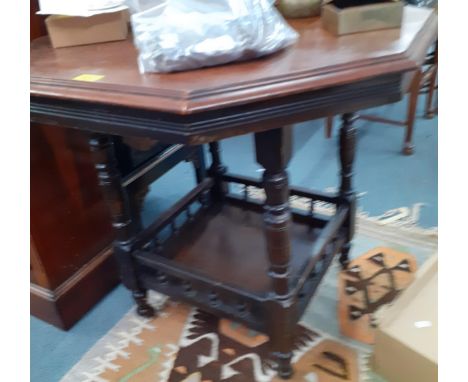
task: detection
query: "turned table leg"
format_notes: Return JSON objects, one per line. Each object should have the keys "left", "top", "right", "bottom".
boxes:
{"left": 191, "top": 145, "right": 207, "bottom": 184}
{"left": 255, "top": 127, "right": 295, "bottom": 379}
{"left": 208, "top": 141, "right": 228, "bottom": 201}
{"left": 339, "top": 113, "right": 358, "bottom": 269}
{"left": 89, "top": 134, "right": 155, "bottom": 318}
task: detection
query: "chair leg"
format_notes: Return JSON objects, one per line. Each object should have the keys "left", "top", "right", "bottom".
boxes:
{"left": 403, "top": 70, "right": 423, "bottom": 156}
{"left": 325, "top": 116, "right": 333, "bottom": 139}
{"left": 424, "top": 75, "right": 437, "bottom": 119}
{"left": 424, "top": 43, "right": 438, "bottom": 119}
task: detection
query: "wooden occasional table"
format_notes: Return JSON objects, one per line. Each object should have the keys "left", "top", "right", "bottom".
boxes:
{"left": 30, "top": 7, "right": 437, "bottom": 378}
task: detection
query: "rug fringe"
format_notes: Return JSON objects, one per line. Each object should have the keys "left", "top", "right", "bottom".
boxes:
{"left": 244, "top": 186, "right": 436, "bottom": 231}
{"left": 60, "top": 292, "right": 168, "bottom": 382}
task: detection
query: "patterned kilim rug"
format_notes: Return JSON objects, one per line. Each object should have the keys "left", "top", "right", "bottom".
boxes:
{"left": 61, "top": 192, "right": 437, "bottom": 382}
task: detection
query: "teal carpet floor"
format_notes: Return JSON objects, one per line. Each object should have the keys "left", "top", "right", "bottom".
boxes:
{"left": 31, "top": 95, "right": 437, "bottom": 381}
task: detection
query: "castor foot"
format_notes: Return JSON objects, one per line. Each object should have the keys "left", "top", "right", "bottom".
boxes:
{"left": 278, "top": 366, "right": 293, "bottom": 379}
{"left": 402, "top": 144, "right": 414, "bottom": 156}
{"left": 424, "top": 111, "right": 435, "bottom": 119}
{"left": 137, "top": 304, "right": 156, "bottom": 318}
{"left": 274, "top": 352, "right": 293, "bottom": 379}
{"left": 133, "top": 290, "right": 156, "bottom": 318}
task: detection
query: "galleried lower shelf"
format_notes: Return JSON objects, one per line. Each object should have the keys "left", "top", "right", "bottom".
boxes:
{"left": 132, "top": 174, "right": 349, "bottom": 333}
{"left": 84, "top": 126, "right": 358, "bottom": 378}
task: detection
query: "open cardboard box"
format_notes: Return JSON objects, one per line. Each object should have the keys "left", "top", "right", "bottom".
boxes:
{"left": 321, "top": 0, "right": 404, "bottom": 35}
{"left": 372, "top": 254, "right": 438, "bottom": 382}
{"left": 45, "top": 10, "right": 129, "bottom": 49}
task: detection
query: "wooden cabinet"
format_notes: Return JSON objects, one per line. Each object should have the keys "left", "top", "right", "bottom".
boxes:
{"left": 30, "top": 122, "right": 118, "bottom": 329}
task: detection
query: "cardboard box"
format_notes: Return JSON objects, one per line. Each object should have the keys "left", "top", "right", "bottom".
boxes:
{"left": 321, "top": 1, "right": 403, "bottom": 36}
{"left": 45, "top": 11, "right": 128, "bottom": 49}
{"left": 372, "top": 255, "right": 438, "bottom": 382}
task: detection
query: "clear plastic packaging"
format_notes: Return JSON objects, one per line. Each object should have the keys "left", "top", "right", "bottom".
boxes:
{"left": 130, "top": 0, "right": 299, "bottom": 73}
{"left": 405, "top": 0, "right": 437, "bottom": 7}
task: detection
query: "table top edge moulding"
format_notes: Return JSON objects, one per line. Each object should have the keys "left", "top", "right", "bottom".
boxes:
{"left": 30, "top": 6, "right": 437, "bottom": 115}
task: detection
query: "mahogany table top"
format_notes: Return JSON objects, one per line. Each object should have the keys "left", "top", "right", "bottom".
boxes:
{"left": 31, "top": 6, "right": 436, "bottom": 115}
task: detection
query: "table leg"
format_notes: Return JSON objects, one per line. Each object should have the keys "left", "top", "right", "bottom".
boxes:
{"left": 208, "top": 141, "right": 227, "bottom": 200}
{"left": 89, "top": 134, "right": 155, "bottom": 318}
{"left": 111, "top": 136, "right": 146, "bottom": 231}
{"left": 339, "top": 113, "right": 358, "bottom": 269}
{"left": 255, "top": 127, "right": 295, "bottom": 379}
{"left": 191, "top": 145, "right": 207, "bottom": 184}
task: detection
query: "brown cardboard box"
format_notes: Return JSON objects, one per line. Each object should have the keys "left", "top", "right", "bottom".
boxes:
{"left": 372, "top": 255, "right": 438, "bottom": 382}
{"left": 45, "top": 11, "right": 128, "bottom": 49}
{"left": 321, "top": 1, "right": 403, "bottom": 36}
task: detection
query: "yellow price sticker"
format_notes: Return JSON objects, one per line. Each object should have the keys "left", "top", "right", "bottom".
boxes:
{"left": 72, "top": 74, "right": 105, "bottom": 82}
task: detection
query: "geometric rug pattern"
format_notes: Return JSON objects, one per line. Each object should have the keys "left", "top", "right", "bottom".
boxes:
{"left": 82, "top": 301, "right": 362, "bottom": 382}
{"left": 61, "top": 199, "right": 436, "bottom": 382}
{"left": 64, "top": 246, "right": 417, "bottom": 382}
{"left": 338, "top": 247, "right": 417, "bottom": 344}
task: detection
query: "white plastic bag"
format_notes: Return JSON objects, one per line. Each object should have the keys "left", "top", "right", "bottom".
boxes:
{"left": 131, "top": 0, "right": 299, "bottom": 73}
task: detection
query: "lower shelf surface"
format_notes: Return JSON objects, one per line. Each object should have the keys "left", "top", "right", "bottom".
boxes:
{"left": 153, "top": 202, "right": 320, "bottom": 296}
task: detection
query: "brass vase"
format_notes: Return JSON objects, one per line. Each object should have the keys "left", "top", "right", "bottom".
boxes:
{"left": 277, "top": 0, "right": 322, "bottom": 18}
